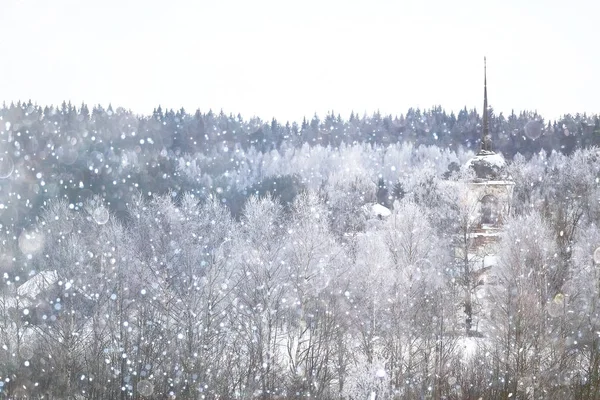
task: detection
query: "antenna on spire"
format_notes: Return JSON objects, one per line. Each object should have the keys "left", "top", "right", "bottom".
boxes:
{"left": 481, "top": 56, "right": 491, "bottom": 152}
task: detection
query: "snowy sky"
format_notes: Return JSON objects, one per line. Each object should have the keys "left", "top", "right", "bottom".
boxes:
{"left": 0, "top": 0, "right": 598, "bottom": 123}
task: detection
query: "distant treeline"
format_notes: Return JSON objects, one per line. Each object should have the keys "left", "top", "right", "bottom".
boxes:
{"left": 2, "top": 101, "right": 599, "bottom": 156}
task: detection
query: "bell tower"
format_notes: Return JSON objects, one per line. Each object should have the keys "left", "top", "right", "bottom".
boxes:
{"left": 464, "top": 57, "right": 514, "bottom": 246}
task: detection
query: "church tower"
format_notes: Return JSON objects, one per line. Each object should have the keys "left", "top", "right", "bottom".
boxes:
{"left": 457, "top": 59, "right": 515, "bottom": 335}
{"left": 464, "top": 57, "right": 514, "bottom": 249}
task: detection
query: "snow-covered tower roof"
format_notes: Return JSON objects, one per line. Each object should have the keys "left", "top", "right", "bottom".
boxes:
{"left": 464, "top": 150, "right": 508, "bottom": 181}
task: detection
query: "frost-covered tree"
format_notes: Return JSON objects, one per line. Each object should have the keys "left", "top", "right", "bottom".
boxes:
{"left": 231, "top": 195, "right": 289, "bottom": 398}
{"left": 487, "top": 212, "right": 558, "bottom": 399}
{"left": 378, "top": 199, "right": 457, "bottom": 397}
{"left": 283, "top": 192, "right": 345, "bottom": 398}
{"left": 325, "top": 166, "right": 376, "bottom": 238}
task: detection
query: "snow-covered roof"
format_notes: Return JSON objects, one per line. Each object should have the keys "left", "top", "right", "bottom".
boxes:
{"left": 469, "top": 231, "right": 501, "bottom": 238}
{"left": 3, "top": 271, "right": 59, "bottom": 309}
{"left": 463, "top": 150, "right": 509, "bottom": 181}
{"left": 370, "top": 203, "right": 392, "bottom": 218}
{"left": 17, "top": 270, "right": 59, "bottom": 298}
{"left": 466, "top": 150, "right": 506, "bottom": 168}
{"left": 361, "top": 203, "right": 392, "bottom": 219}
{"left": 470, "top": 180, "right": 514, "bottom": 186}
{"left": 483, "top": 255, "right": 497, "bottom": 268}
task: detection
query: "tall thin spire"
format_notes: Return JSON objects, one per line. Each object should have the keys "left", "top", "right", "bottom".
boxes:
{"left": 481, "top": 56, "right": 492, "bottom": 152}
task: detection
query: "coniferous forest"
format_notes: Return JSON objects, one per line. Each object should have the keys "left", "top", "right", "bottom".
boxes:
{"left": 2, "top": 101, "right": 600, "bottom": 399}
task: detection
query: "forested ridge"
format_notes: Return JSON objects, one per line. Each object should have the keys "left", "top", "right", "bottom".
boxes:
{"left": 1, "top": 101, "right": 599, "bottom": 227}
{"left": 2, "top": 101, "right": 600, "bottom": 399}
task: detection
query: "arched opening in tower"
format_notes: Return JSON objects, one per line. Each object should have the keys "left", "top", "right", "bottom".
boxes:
{"left": 480, "top": 194, "right": 499, "bottom": 226}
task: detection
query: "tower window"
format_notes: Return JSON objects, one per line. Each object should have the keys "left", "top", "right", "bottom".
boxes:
{"left": 480, "top": 195, "right": 499, "bottom": 226}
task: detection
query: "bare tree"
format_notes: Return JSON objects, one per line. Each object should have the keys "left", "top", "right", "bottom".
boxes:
{"left": 231, "top": 195, "right": 289, "bottom": 399}
{"left": 487, "top": 212, "right": 558, "bottom": 399}
{"left": 283, "top": 192, "right": 346, "bottom": 398}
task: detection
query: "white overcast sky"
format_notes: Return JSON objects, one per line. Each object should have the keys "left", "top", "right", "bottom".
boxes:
{"left": 0, "top": 0, "right": 598, "bottom": 123}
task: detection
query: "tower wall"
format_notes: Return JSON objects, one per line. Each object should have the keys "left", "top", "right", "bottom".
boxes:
{"left": 467, "top": 180, "right": 514, "bottom": 228}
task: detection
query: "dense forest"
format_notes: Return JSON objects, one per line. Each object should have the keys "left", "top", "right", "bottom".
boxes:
{"left": 1, "top": 100, "right": 599, "bottom": 229}
{"left": 2, "top": 101, "right": 600, "bottom": 399}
